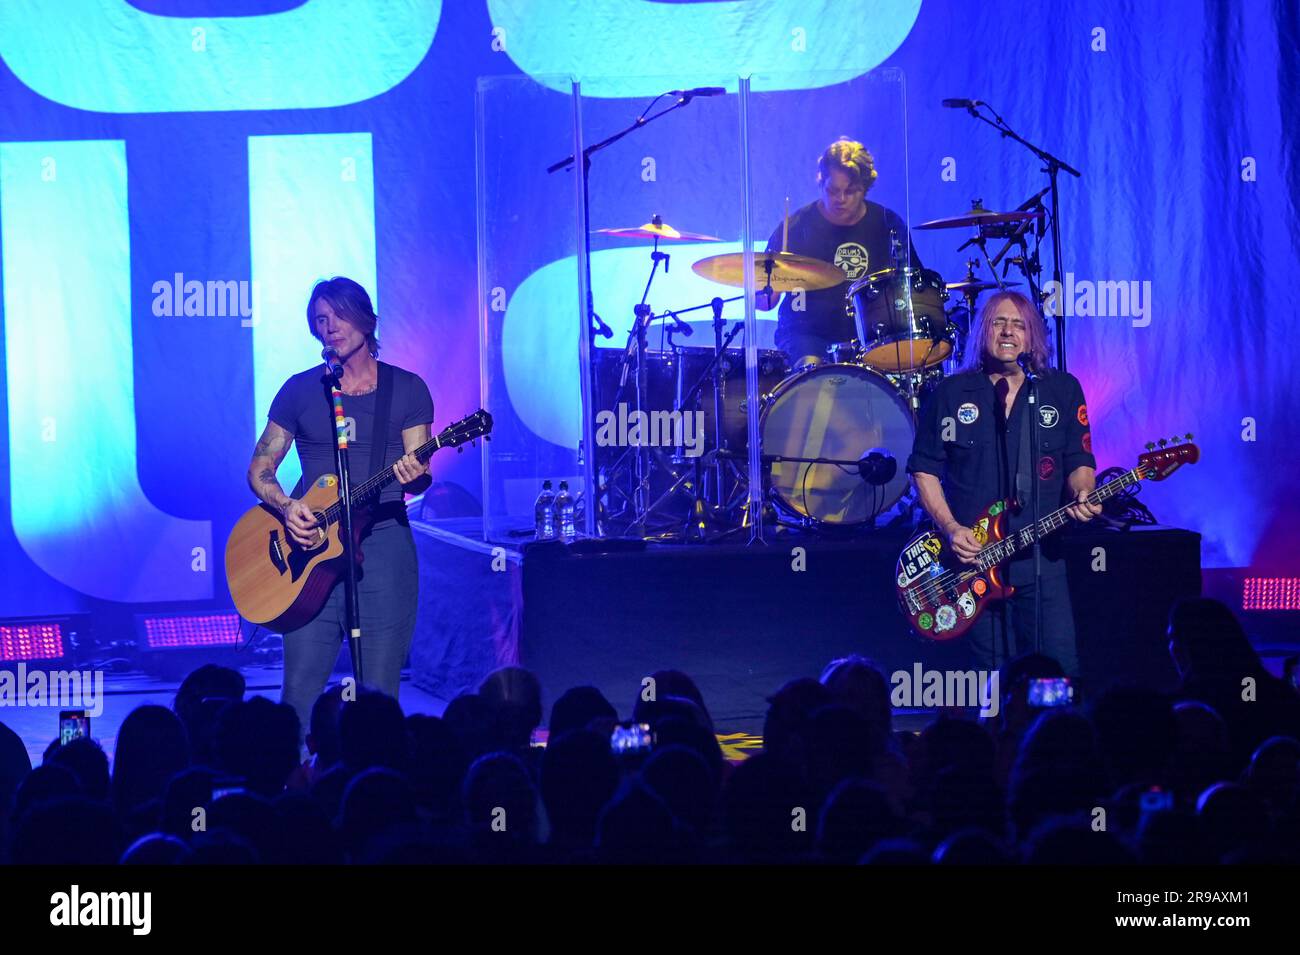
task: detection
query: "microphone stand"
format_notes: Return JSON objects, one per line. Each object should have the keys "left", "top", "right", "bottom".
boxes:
{"left": 1022, "top": 361, "right": 1044, "bottom": 656}
{"left": 958, "top": 102, "right": 1081, "bottom": 371}
{"left": 326, "top": 362, "right": 364, "bottom": 685}
{"left": 548, "top": 89, "right": 713, "bottom": 535}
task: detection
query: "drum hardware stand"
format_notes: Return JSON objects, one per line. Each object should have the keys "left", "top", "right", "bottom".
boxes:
{"left": 953, "top": 101, "right": 1081, "bottom": 370}
{"left": 637, "top": 300, "right": 757, "bottom": 540}
{"left": 602, "top": 219, "right": 697, "bottom": 536}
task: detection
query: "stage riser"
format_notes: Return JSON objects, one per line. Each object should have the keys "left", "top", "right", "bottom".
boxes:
{"left": 520, "top": 528, "right": 1200, "bottom": 726}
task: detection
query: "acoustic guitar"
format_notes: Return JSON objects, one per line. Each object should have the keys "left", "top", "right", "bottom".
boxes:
{"left": 226, "top": 410, "right": 492, "bottom": 631}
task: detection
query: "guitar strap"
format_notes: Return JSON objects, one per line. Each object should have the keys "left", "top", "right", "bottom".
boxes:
{"left": 369, "top": 361, "right": 394, "bottom": 480}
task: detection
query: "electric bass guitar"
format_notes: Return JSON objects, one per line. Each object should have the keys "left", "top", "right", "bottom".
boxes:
{"left": 225, "top": 410, "right": 492, "bottom": 631}
{"left": 896, "top": 436, "right": 1199, "bottom": 641}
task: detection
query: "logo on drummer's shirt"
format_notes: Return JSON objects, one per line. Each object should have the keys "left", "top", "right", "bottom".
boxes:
{"left": 832, "top": 242, "right": 869, "bottom": 280}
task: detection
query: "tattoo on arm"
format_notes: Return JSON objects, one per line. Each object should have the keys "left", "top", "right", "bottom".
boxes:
{"left": 253, "top": 423, "right": 291, "bottom": 464}
{"left": 249, "top": 423, "right": 294, "bottom": 509}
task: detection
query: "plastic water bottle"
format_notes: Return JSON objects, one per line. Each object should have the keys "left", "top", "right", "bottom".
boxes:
{"left": 555, "top": 480, "right": 576, "bottom": 543}
{"left": 534, "top": 480, "right": 556, "bottom": 540}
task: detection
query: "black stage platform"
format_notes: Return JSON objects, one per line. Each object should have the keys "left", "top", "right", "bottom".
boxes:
{"left": 516, "top": 526, "right": 1202, "bottom": 725}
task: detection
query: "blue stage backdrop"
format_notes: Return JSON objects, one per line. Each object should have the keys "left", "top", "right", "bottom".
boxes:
{"left": 0, "top": 1, "right": 1295, "bottom": 621}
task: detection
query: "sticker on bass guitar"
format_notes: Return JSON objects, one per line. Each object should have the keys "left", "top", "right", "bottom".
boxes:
{"left": 898, "top": 537, "right": 938, "bottom": 585}
{"left": 971, "top": 518, "right": 989, "bottom": 545}
{"left": 315, "top": 476, "right": 338, "bottom": 488}
{"left": 917, "top": 612, "right": 934, "bottom": 631}
{"left": 935, "top": 605, "right": 958, "bottom": 632}
{"left": 972, "top": 577, "right": 988, "bottom": 596}
{"left": 957, "top": 591, "right": 977, "bottom": 619}
{"left": 988, "top": 501, "right": 1004, "bottom": 517}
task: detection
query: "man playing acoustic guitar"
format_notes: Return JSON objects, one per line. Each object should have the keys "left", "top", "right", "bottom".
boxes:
{"left": 906, "top": 291, "right": 1101, "bottom": 674}
{"left": 246, "top": 277, "right": 434, "bottom": 738}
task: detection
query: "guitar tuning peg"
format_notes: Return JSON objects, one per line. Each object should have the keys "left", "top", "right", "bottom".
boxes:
{"left": 1158, "top": 438, "right": 1167, "bottom": 448}
{"left": 1184, "top": 432, "right": 1193, "bottom": 440}
{"left": 1145, "top": 442, "right": 1155, "bottom": 450}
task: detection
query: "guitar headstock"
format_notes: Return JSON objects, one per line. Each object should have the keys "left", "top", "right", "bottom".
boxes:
{"left": 438, "top": 409, "right": 494, "bottom": 449}
{"left": 1138, "top": 433, "right": 1199, "bottom": 481}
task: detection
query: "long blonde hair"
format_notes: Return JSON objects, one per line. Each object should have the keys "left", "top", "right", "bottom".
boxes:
{"left": 962, "top": 290, "right": 1052, "bottom": 375}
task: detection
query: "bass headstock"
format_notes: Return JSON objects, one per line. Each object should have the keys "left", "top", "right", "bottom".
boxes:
{"left": 1138, "top": 433, "right": 1199, "bottom": 481}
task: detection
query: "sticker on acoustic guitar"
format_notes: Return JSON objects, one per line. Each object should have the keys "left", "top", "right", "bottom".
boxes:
{"left": 935, "top": 605, "right": 958, "bottom": 632}
{"left": 315, "top": 476, "right": 337, "bottom": 488}
{"left": 917, "top": 612, "right": 934, "bottom": 631}
{"left": 958, "top": 402, "right": 979, "bottom": 425}
{"left": 957, "top": 591, "right": 977, "bottom": 618}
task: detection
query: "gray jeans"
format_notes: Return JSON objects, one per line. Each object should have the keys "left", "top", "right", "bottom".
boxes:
{"left": 280, "top": 515, "right": 418, "bottom": 739}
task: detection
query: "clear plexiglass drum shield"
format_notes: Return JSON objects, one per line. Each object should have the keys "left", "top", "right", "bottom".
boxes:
{"left": 476, "top": 75, "right": 588, "bottom": 543}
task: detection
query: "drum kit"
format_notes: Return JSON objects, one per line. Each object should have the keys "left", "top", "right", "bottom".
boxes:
{"left": 590, "top": 200, "right": 1044, "bottom": 540}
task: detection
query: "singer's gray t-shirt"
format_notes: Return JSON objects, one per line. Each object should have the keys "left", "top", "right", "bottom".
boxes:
{"left": 268, "top": 361, "right": 435, "bottom": 508}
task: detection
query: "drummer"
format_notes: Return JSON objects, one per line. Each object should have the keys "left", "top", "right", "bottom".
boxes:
{"left": 758, "top": 138, "right": 923, "bottom": 368}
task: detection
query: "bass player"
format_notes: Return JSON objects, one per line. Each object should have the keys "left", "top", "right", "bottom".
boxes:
{"left": 906, "top": 290, "right": 1100, "bottom": 674}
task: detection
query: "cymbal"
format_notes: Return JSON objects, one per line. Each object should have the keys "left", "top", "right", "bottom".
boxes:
{"left": 915, "top": 206, "right": 1043, "bottom": 231}
{"left": 691, "top": 251, "right": 844, "bottom": 291}
{"left": 595, "top": 221, "right": 721, "bottom": 242}
{"left": 946, "top": 279, "right": 1022, "bottom": 294}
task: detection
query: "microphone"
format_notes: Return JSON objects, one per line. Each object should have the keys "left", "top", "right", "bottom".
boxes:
{"left": 322, "top": 347, "right": 345, "bottom": 379}
{"left": 858, "top": 448, "right": 897, "bottom": 487}
{"left": 1016, "top": 351, "right": 1039, "bottom": 381}
{"left": 671, "top": 87, "right": 726, "bottom": 100}
{"left": 668, "top": 310, "right": 693, "bottom": 337}
{"left": 942, "top": 98, "right": 982, "bottom": 109}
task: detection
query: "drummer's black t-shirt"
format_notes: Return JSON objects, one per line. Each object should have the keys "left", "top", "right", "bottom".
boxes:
{"left": 765, "top": 199, "right": 920, "bottom": 347}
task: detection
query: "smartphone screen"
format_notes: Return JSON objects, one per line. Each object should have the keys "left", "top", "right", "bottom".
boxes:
{"left": 1027, "top": 677, "right": 1074, "bottom": 708}
{"left": 59, "top": 710, "right": 90, "bottom": 746}
{"left": 610, "top": 722, "right": 653, "bottom": 756}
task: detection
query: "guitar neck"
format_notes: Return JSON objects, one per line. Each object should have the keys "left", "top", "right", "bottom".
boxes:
{"left": 321, "top": 433, "right": 447, "bottom": 524}
{"left": 975, "top": 466, "right": 1144, "bottom": 570}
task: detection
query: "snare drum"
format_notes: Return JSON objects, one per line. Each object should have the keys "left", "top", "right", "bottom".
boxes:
{"left": 846, "top": 267, "right": 952, "bottom": 373}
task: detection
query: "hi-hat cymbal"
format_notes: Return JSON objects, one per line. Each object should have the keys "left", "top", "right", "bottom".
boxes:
{"left": 946, "top": 279, "right": 1022, "bottom": 294}
{"left": 691, "top": 251, "right": 845, "bottom": 291}
{"left": 915, "top": 202, "right": 1043, "bottom": 231}
{"left": 595, "top": 221, "right": 721, "bottom": 242}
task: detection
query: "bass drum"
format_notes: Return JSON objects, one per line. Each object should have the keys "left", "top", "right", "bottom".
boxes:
{"left": 760, "top": 363, "right": 916, "bottom": 527}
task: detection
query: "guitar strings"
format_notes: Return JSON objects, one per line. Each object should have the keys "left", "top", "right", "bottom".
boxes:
{"left": 909, "top": 468, "right": 1145, "bottom": 608}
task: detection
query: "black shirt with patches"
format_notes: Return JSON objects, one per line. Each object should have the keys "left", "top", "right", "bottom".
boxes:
{"left": 766, "top": 199, "right": 920, "bottom": 344}
{"left": 906, "top": 369, "right": 1095, "bottom": 581}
